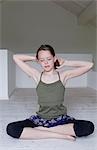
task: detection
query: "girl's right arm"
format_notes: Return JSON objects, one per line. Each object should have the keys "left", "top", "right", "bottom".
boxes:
{"left": 13, "top": 54, "right": 41, "bottom": 83}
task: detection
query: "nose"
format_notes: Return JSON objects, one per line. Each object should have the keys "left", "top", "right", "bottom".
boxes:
{"left": 44, "top": 60, "right": 48, "bottom": 64}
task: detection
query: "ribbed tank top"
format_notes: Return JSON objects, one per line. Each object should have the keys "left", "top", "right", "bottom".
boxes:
{"left": 36, "top": 71, "right": 67, "bottom": 120}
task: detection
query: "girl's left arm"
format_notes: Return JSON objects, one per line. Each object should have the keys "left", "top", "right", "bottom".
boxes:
{"left": 57, "top": 58, "right": 94, "bottom": 81}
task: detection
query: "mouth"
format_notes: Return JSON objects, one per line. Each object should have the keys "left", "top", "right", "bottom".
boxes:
{"left": 44, "top": 65, "right": 50, "bottom": 68}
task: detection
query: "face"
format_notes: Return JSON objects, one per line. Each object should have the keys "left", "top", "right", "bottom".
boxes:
{"left": 37, "top": 50, "right": 56, "bottom": 72}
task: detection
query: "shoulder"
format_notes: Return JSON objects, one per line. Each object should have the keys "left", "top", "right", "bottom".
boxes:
{"left": 57, "top": 69, "right": 67, "bottom": 77}
{"left": 57, "top": 70, "right": 67, "bottom": 85}
{"left": 30, "top": 71, "right": 42, "bottom": 84}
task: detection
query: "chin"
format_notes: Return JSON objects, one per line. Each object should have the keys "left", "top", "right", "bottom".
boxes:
{"left": 44, "top": 67, "right": 53, "bottom": 72}
{"left": 45, "top": 70, "right": 51, "bottom": 72}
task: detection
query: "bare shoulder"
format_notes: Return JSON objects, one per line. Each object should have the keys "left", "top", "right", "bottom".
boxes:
{"left": 57, "top": 70, "right": 68, "bottom": 85}
{"left": 30, "top": 70, "right": 41, "bottom": 84}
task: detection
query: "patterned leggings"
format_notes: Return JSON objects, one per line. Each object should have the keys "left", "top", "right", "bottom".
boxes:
{"left": 6, "top": 119, "right": 94, "bottom": 138}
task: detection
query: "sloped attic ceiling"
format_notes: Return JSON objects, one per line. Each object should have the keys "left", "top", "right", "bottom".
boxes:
{"left": 52, "top": 0, "right": 96, "bottom": 27}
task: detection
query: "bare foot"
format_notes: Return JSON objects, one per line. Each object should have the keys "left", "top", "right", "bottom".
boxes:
{"left": 64, "top": 135, "right": 76, "bottom": 141}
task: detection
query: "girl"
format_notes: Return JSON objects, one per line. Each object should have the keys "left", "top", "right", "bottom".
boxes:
{"left": 6, "top": 45, "right": 94, "bottom": 141}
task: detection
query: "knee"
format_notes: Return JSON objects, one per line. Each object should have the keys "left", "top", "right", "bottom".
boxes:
{"left": 85, "top": 121, "right": 94, "bottom": 136}
{"left": 6, "top": 122, "right": 23, "bottom": 139}
{"left": 74, "top": 120, "right": 94, "bottom": 137}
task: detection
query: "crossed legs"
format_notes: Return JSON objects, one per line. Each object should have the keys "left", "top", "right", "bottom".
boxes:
{"left": 20, "top": 125, "right": 75, "bottom": 141}
{"left": 6, "top": 119, "right": 94, "bottom": 141}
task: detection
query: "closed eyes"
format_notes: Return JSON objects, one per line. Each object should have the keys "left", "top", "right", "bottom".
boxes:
{"left": 40, "top": 58, "right": 52, "bottom": 62}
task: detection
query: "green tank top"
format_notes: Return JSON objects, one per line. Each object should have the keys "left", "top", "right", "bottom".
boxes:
{"left": 36, "top": 71, "right": 67, "bottom": 120}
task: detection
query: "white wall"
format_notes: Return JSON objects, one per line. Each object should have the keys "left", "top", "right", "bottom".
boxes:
{"left": 87, "top": 71, "right": 97, "bottom": 90}
{"left": 0, "top": 50, "right": 8, "bottom": 99}
{"left": 87, "top": 26, "right": 97, "bottom": 90}
{"left": 0, "top": 49, "right": 16, "bottom": 100}
{"left": 16, "top": 53, "right": 93, "bottom": 88}
{"left": 0, "top": 3, "right": 2, "bottom": 47}
{"left": 87, "top": 53, "right": 97, "bottom": 90}
{"left": 8, "top": 50, "right": 16, "bottom": 97}
{"left": 0, "top": 1, "right": 96, "bottom": 93}
{"left": 2, "top": 1, "right": 96, "bottom": 55}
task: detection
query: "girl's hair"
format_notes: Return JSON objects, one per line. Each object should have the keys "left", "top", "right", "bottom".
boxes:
{"left": 36, "top": 44, "right": 60, "bottom": 69}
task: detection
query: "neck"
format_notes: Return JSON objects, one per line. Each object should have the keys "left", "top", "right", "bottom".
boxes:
{"left": 43, "top": 69, "right": 57, "bottom": 75}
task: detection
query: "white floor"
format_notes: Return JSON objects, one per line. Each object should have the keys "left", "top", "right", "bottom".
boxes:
{"left": 0, "top": 87, "right": 97, "bottom": 150}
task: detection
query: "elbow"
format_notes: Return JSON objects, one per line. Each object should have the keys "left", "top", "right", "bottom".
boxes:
{"left": 89, "top": 62, "right": 94, "bottom": 69}
{"left": 13, "top": 55, "right": 16, "bottom": 60}
{"left": 91, "top": 62, "right": 94, "bottom": 68}
{"left": 13, "top": 54, "right": 19, "bottom": 60}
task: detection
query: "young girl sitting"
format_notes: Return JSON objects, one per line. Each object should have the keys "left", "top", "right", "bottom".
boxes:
{"left": 6, "top": 44, "right": 94, "bottom": 141}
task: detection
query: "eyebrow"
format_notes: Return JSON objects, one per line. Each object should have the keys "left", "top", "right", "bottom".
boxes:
{"left": 39, "top": 57, "right": 52, "bottom": 59}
